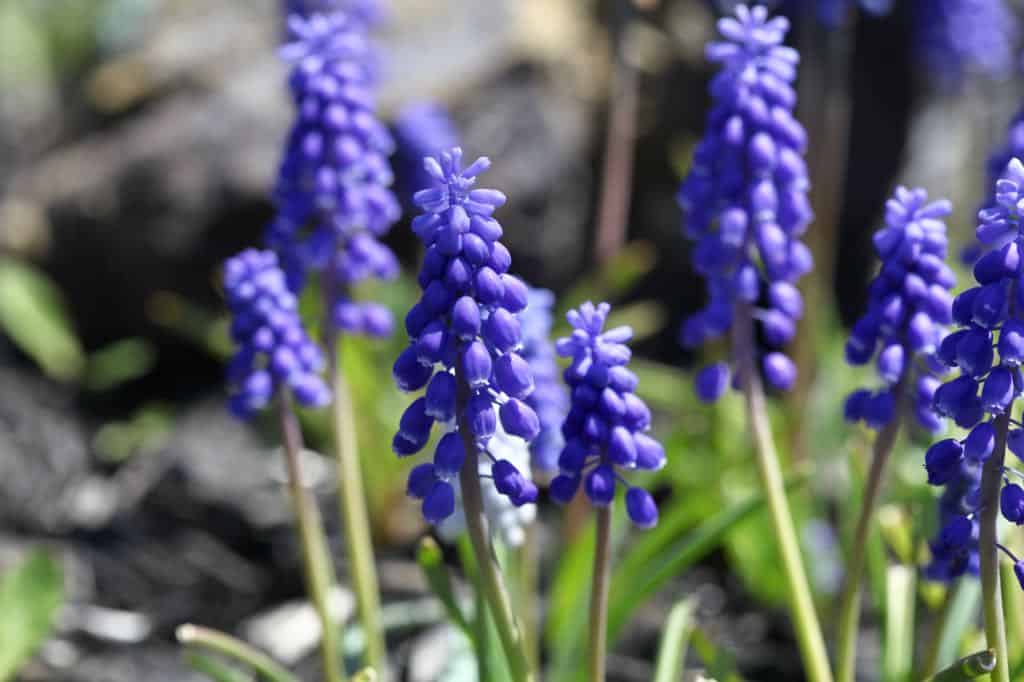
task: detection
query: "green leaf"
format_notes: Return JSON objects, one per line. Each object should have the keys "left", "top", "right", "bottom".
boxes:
{"left": 689, "top": 627, "right": 742, "bottom": 682}
{"left": 0, "top": 550, "right": 64, "bottom": 681}
{"left": 652, "top": 597, "right": 697, "bottom": 682}
{"left": 607, "top": 489, "right": 770, "bottom": 643}
{"left": 933, "top": 579, "right": 982, "bottom": 673}
{"left": 883, "top": 564, "right": 916, "bottom": 682}
{"left": 417, "top": 538, "right": 471, "bottom": 635}
{"left": 184, "top": 652, "right": 254, "bottom": 682}
{"left": 84, "top": 337, "right": 156, "bottom": 391}
{"left": 0, "top": 257, "right": 84, "bottom": 380}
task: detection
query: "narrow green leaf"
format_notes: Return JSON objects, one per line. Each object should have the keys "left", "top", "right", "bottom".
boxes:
{"left": 930, "top": 649, "right": 996, "bottom": 681}
{"left": 934, "top": 579, "right": 982, "bottom": 672}
{"left": 0, "top": 549, "right": 64, "bottom": 681}
{"left": 184, "top": 652, "right": 254, "bottom": 682}
{"left": 689, "top": 627, "right": 743, "bottom": 682}
{"left": 607, "top": 488, "right": 772, "bottom": 643}
{"left": 883, "top": 564, "right": 916, "bottom": 682}
{"left": 84, "top": 337, "right": 156, "bottom": 391}
{"left": 176, "top": 625, "right": 299, "bottom": 682}
{"left": 0, "top": 257, "right": 84, "bottom": 380}
{"left": 417, "top": 538, "right": 471, "bottom": 635}
{"left": 652, "top": 597, "right": 698, "bottom": 682}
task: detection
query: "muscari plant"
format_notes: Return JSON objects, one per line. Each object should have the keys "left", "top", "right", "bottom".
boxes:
{"left": 170, "top": 2, "right": 1024, "bottom": 682}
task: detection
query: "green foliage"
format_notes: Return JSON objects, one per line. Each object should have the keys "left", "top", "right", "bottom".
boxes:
{"left": 652, "top": 597, "right": 697, "bottom": 682}
{"left": 0, "top": 550, "right": 64, "bottom": 681}
{"left": 0, "top": 257, "right": 84, "bottom": 381}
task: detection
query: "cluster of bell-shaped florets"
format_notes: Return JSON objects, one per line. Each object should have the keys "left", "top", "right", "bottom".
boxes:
{"left": 392, "top": 148, "right": 541, "bottom": 524}
{"left": 266, "top": 11, "right": 400, "bottom": 335}
{"left": 925, "top": 459, "right": 982, "bottom": 580}
{"left": 224, "top": 249, "right": 331, "bottom": 419}
{"left": 843, "top": 187, "right": 955, "bottom": 432}
{"left": 912, "top": 0, "right": 1018, "bottom": 86}
{"left": 924, "top": 158, "right": 1024, "bottom": 588}
{"left": 679, "top": 4, "right": 813, "bottom": 402}
{"left": 964, "top": 107, "right": 1024, "bottom": 264}
{"left": 550, "top": 302, "right": 665, "bottom": 528}
{"left": 518, "top": 288, "right": 569, "bottom": 471}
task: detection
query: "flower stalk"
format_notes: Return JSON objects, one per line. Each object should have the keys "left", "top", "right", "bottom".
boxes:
{"left": 588, "top": 507, "right": 613, "bottom": 682}
{"left": 978, "top": 411, "right": 1011, "bottom": 682}
{"left": 455, "top": 377, "right": 534, "bottom": 682}
{"left": 734, "top": 303, "right": 833, "bottom": 682}
{"left": 836, "top": 371, "right": 908, "bottom": 682}
{"left": 325, "top": 330, "right": 386, "bottom": 677}
{"left": 278, "top": 397, "right": 346, "bottom": 682}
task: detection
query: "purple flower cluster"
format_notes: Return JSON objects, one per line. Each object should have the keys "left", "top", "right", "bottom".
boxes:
{"left": 924, "top": 158, "right": 1024, "bottom": 586}
{"left": 518, "top": 288, "right": 569, "bottom": 471}
{"left": 912, "top": 0, "right": 1018, "bottom": 85}
{"left": 224, "top": 249, "right": 331, "bottom": 419}
{"left": 265, "top": 12, "right": 400, "bottom": 335}
{"left": 964, "top": 107, "right": 1024, "bottom": 264}
{"left": 392, "top": 148, "right": 540, "bottom": 524}
{"left": 550, "top": 302, "right": 665, "bottom": 529}
{"left": 678, "top": 4, "right": 813, "bottom": 402}
{"left": 843, "top": 187, "right": 955, "bottom": 431}
{"left": 394, "top": 103, "right": 460, "bottom": 201}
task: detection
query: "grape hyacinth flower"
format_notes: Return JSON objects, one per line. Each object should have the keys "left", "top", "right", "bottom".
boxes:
{"left": 550, "top": 301, "right": 664, "bottom": 529}
{"left": 224, "top": 249, "right": 331, "bottom": 419}
{"left": 926, "top": 157, "right": 1024, "bottom": 682}
{"left": 437, "top": 415, "right": 537, "bottom": 547}
{"left": 679, "top": 4, "right": 813, "bottom": 401}
{"left": 679, "top": 9, "right": 833, "bottom": 681}
{"left": 964, "top": 106, "right": 1024, "bottom": 264}
{"left": 392, "top": 147, "right": 539, "bottom": 525}
{"left": 836, "top": 187, "right": 956, "bottom": 682}
{"left": 843, "top": 187, "right": 955, "bottom": 431}
{"left": 518, "top": 287, "right": 569, "bottom": 471}
{"left": 925, "top": 461, "right": 982, "bottom": 581}
{"left": 394, "top": 102, "right": 460, "bottom": 202}
{"left": 912, "top": 0, "right": 1018, "bottom": 86}
{"left": 285, "top": 0, "right": 387, "bottom": 27}
{"left": 266, "top": 11, "right": 401, "bottom": 333}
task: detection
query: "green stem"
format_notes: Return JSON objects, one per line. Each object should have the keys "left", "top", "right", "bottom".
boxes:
{"left": 326, "top": 342, "right": 386, "bottom": 677}
{"left": 177, "top": 624, "right": 300, "bottom": 682}
{"left": 978, "top": 412, "right": 1011, "bottom": 682}
{"left": 454, "top": 380, "right": 534, "bottom": 682}
{"left": 588, "top": 507, "right": 613, "bottom": 682}
{"left": 920, "top": 581, "right": 958, "bottom": 680}
{"left": 733, "top": 303, "right": 833, "bottom": 682}
{"left": 836, "top": 373, "right": 907, "bottom": 682}
{"left": 278, "top": 398, "right": 347, "bottom": 682}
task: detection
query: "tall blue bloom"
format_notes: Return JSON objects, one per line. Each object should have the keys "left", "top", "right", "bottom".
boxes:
{"left": 550, "top": 302, "right": 665, "bottom": 528}
{"left": 518, "top": 287, "right": 569, "bottom": 471}
{"left": 964, "top": 107, "right": 1024, "bottom": 264}
{"left": 679, "top": 4, "right": 813, "bottom": 401}
{"left": 843, "top": 187, "right": 955, "bottom": 431}
{"left": 926, "top": 157, "right": 1024, "bottom": 587}
{"left": 224, "top": 249, "right": 331, "bottom": 419}
{"left": 394, "top": 103, "right": 460, "bottom": 201}
{"left": 392, "top": 148, "right": 540, "bottom": 524}
{"left": 266, "top": 12, "right": 401, "bottom": 335}
{"left": 912, "top": 0, "right": 1018, "bottom": 86}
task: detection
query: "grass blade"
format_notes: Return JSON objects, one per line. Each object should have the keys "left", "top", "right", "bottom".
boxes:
{"left": 883, "top": 564, "right": 915, "bottom": 682}
{"left": 930, "top": 650, "right": 997, "bottom": 681}
{"left": 652, "top": 597, "right": 698, "bottom": 682}
{"left": 0, "top": 549, "right": 64, "bottom": 682}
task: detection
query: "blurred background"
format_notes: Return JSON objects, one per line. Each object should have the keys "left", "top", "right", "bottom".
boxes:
{"left": 2, "top": 0, "right": 1023, "bottom": 680}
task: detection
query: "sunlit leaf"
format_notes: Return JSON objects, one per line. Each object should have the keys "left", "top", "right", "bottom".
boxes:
{"left": 0, "top": 550, "right": 64, "bottom": 681}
